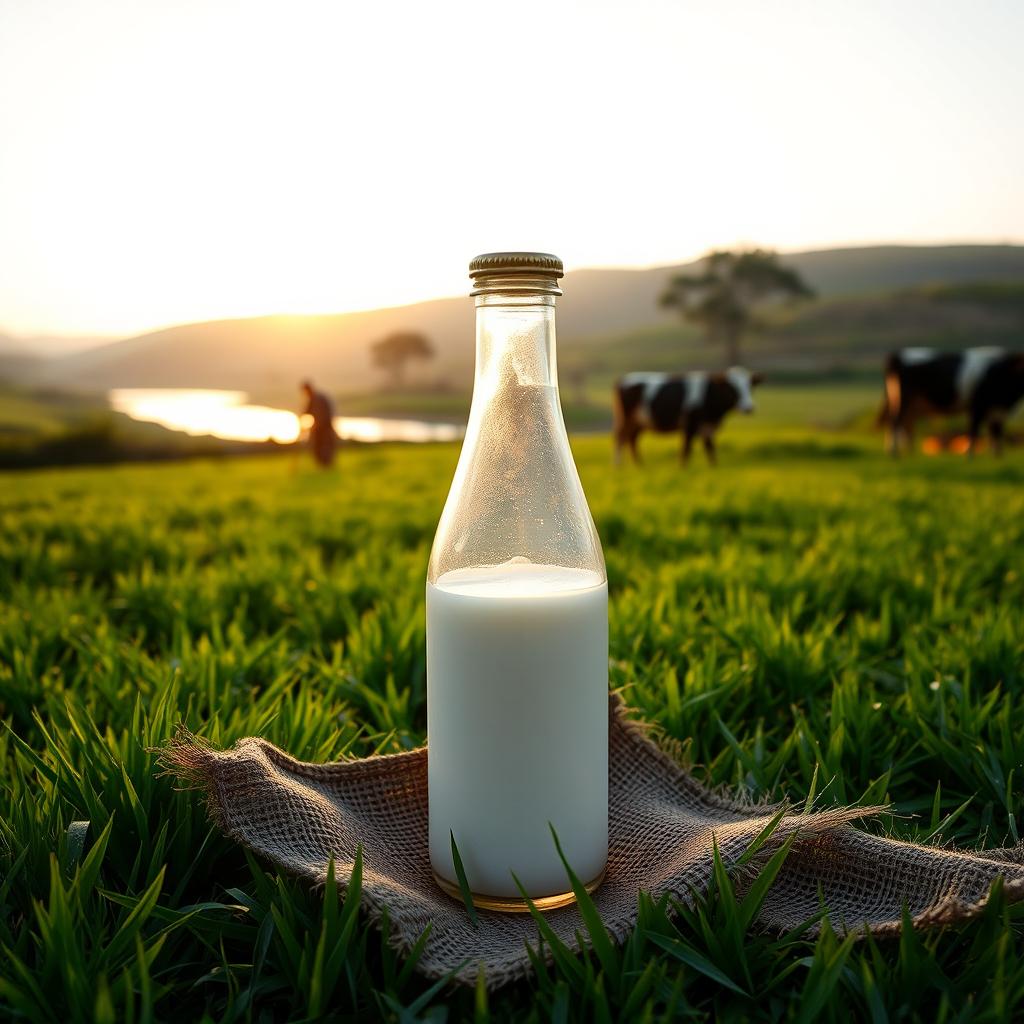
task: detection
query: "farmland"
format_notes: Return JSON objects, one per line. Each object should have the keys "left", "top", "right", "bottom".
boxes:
{"left": 2, "top": 428, "right": 1024, "bottom": 1021}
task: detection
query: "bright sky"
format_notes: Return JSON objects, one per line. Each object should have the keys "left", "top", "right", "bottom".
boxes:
{"left": 1, "top": 0, "right": 1022, "bottom": 338}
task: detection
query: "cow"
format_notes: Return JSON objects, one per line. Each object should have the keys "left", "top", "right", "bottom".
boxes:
{"left": 879, "top": 347, "right": 1024, "bottom": 456}
{"left": 613, "top": 367, "right": 764, "bottom": 466}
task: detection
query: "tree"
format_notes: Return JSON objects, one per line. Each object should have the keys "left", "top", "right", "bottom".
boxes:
{"left": 660, "top": 249, "right": 813, "bottom": 366}
{"left": 371, "top": 331, "right": 435, "bottom": 388}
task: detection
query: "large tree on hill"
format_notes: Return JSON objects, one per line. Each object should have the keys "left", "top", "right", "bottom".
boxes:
{"left": 660, "top": 249, "right": 814, "bottom": 366}
{"left": 371, "top": 331, "right": 435, "bottom": 388}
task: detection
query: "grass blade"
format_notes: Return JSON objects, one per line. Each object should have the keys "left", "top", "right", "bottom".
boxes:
{"left": 449, "top": 830, "right": 479, "bottom": 928}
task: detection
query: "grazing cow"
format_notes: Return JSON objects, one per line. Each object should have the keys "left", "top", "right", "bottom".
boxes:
{"left": 880, "top": 347, "right": 1024, "bottom": 456}
{"left": 613, "top": 367, "right": 763, "bottom": 465}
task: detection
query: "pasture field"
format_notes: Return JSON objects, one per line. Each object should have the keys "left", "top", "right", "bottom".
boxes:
{"left": 1, "top": 431, "right": 1024, "bottom": 1021}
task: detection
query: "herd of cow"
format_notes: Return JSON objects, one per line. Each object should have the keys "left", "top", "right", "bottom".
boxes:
{"left": 612, "top": 347, "right": 1024, "bottom": 464}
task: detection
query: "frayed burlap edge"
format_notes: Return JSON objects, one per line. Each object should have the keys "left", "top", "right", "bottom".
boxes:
{"left": 154, "top": 695, "right": 1024, "bottom": 989}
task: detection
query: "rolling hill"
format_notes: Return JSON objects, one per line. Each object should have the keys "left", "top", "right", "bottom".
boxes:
{"left": 566, "top": 280, "right": 1024, "bottom": 382}
{"left": 23, "top": 244, "right": 1024, "bottom": 396}
{"left": 0, "top": 334, "right": 45, "bottom": 386}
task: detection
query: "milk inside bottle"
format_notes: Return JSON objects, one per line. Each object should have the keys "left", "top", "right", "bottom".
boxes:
{"left": 427, "top": 253, "right": 608, "bottom": 911}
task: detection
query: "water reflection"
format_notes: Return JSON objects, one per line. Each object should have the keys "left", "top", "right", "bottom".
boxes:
{"left": 109, "top": 389, "right": 463, "bottom": 444}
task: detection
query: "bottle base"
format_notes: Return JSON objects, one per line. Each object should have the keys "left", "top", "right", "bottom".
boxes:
{"left": 433, "top": 867, "right": 606, "bottom": 914}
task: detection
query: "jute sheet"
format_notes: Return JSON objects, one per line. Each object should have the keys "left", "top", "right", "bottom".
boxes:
{"left": 160, "top": 696, "right": 1024, "bottom": 989}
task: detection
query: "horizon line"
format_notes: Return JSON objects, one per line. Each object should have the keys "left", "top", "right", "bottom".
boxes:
{"left": 5, "top": 237, "right": 1022, "bottom": 347}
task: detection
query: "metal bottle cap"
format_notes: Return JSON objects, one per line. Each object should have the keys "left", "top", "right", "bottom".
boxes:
{"left": 469, "top": 252, "right": 564, "bottom": 296}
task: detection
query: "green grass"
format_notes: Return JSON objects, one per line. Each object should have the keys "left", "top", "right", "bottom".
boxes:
{"left": 2, "top": 432, "right": 1024, "bottom": 1021}
{"left": 0, "top": 387, "right": 99, "bottom": 438}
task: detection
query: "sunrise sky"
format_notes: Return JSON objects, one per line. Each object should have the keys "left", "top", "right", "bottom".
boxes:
{"left": 1, "top": 0, "right": 1022, "bottom": 340}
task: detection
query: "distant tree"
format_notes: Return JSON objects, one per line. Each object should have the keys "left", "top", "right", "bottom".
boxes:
{"left": 660, "top": 249, "right": 814, "bottom": 366}
{"left": 371, "top": 331, "right": 435, "bottom": 388}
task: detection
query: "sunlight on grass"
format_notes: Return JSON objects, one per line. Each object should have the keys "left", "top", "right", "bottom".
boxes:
{"left": 1, "top": 437, "right": 1023, "bottom": 1019}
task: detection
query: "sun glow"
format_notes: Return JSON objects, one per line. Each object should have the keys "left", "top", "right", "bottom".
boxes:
{"left": 1, "top": 1, "right": 1022, "bottom": 336}
{"left": 109, "top": 389, "right": 301, "bottom": 443}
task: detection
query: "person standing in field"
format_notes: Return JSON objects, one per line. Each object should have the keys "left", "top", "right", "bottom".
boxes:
{"left": 300, "top": 380, "right": 338, "bottom": 468}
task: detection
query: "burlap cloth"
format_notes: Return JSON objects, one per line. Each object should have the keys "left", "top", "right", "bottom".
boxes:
{"left": 159, "top": 696, "right": 1024, "bottom": 989}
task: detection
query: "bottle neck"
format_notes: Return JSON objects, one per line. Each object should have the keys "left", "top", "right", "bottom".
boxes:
{"left": 473, "top": 292, "right": 558, "bottom": 394}
{"left": 426, "top": 283, "right": 603, "bottom": 583}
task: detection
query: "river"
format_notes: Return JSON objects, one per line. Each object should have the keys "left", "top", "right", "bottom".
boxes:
{"left": 108, "top": 389, "right": 463, "bottom": 444}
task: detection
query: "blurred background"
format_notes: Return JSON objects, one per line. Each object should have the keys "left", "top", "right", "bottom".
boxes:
{"left": 1, "top": 0, "right": 1022, "bottom": 464}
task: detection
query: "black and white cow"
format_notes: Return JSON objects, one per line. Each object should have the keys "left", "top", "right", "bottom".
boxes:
{"left": 880, "top": 347, "right": 1024, "bottom": 455}
{"left": 613, "top": 368, "right": 763, "bottom": 465}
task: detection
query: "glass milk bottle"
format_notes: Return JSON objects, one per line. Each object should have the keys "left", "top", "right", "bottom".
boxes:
{"left": 427, "top": 252, "right": 608, "bottom": 912}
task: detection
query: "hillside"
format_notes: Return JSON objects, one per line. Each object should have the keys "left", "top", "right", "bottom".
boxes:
{"left": 0, "top": 351, "right": 44, "bottom": 385}
{"left": 23, "top": 244, "right": 1024, "bottom": 394}
{"left": 564, "top": 280, "right": 1024, "bottom": 381}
